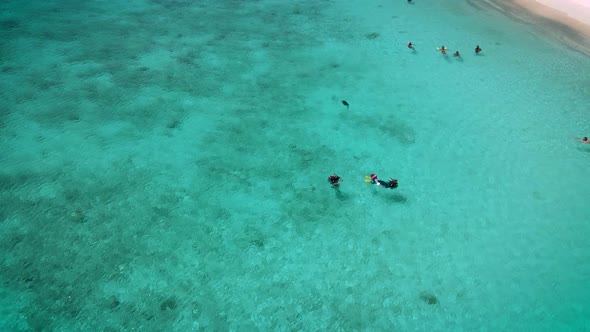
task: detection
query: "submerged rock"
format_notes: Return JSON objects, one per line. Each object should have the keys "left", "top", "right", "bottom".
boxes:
{"left": 419, "top": 291, "right": 438, "bottom": 305}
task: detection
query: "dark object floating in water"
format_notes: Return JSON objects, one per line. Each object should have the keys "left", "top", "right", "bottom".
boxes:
{"left": 420, "top": 291, "right": 438, "bottom": 305}
{"left": 342, "top": 100, "right": 349, "bottom": 109}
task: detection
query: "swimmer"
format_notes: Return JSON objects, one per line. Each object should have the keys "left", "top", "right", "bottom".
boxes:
{"left": 453, "top": 51, "right": 460, "bottom": 57}
{"left": 440, "top": 46, "right": 447, "bottom": 55}
{"left": 475, "top": 45, "right": 482, "bottom": 54}
{"left": 407, "top": 41, "right": 414, "bottom": 49}
{"left": 377, "top": 178, "right": 399, "bottom": 189}
{"left": 341, "top": 100, "right": 349, "bottom": 110}
{"left": 328, "top": 174, "right": 342, "bottom": 186}
{"left": 370, "top": 173, "right": 380, "bottom": 185}
{"left": 574, "top": 136, "right": 590, "bottom": 144}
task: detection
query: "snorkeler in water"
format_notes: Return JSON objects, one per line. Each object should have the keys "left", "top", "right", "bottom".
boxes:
{"left": 328, "top": 174, "right": 342, "bottom": 186}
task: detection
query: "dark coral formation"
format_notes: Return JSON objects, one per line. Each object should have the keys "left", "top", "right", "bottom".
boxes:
{"left": 420, "top": 291, "right": 438, "bottom": 305}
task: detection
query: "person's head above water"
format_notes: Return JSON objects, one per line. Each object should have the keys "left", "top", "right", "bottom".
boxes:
{"left": 328, "top": 175, "right": 341, "bottom": 185}
{"left": 370, "top": 174, "right": 380, "bottom": 185}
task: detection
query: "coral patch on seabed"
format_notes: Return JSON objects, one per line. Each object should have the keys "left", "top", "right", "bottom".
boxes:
{"left": 420, "top": 291, "right": 438, "bottom": 305}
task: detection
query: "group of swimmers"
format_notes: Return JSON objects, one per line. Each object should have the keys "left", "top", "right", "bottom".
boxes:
{"left": 328, "top": 174, "right": 399, "bottom": 189}
{"left": 403, "top": 0, "right": 482, "bottom": 57}
{"left": 406, "top": 42, "right": 483, "bottom": 57}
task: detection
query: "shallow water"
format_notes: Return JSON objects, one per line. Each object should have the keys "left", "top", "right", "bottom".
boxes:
{"left": 1, "top": 0, "right": 589, "bottom": 330}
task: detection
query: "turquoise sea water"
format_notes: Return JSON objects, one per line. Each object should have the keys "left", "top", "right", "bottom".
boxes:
{"left": 1, "top": 0, "right": 589, "bottom": 330}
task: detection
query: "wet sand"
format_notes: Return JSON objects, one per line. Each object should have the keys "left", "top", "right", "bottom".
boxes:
{"left": 470, "top": 0, "right": 590, "bottom": 56}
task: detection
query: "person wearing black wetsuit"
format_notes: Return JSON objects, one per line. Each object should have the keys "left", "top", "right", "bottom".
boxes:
{"left": 328, "top": 175, "right": 341, "bottom": 186}
{"left": 377, "top": 178, "right": 398, "bottom": 189}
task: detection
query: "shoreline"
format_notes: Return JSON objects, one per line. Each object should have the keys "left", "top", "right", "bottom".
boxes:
{"left": 471, "top": 0, "right": 590, "bottom": 56}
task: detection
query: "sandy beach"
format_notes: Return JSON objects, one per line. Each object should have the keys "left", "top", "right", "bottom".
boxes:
{"left": 532, "top": 0, "right": 590, "bottom": 27}
{"left": 475, "top": 0, "right": 590, "bottom": 55}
